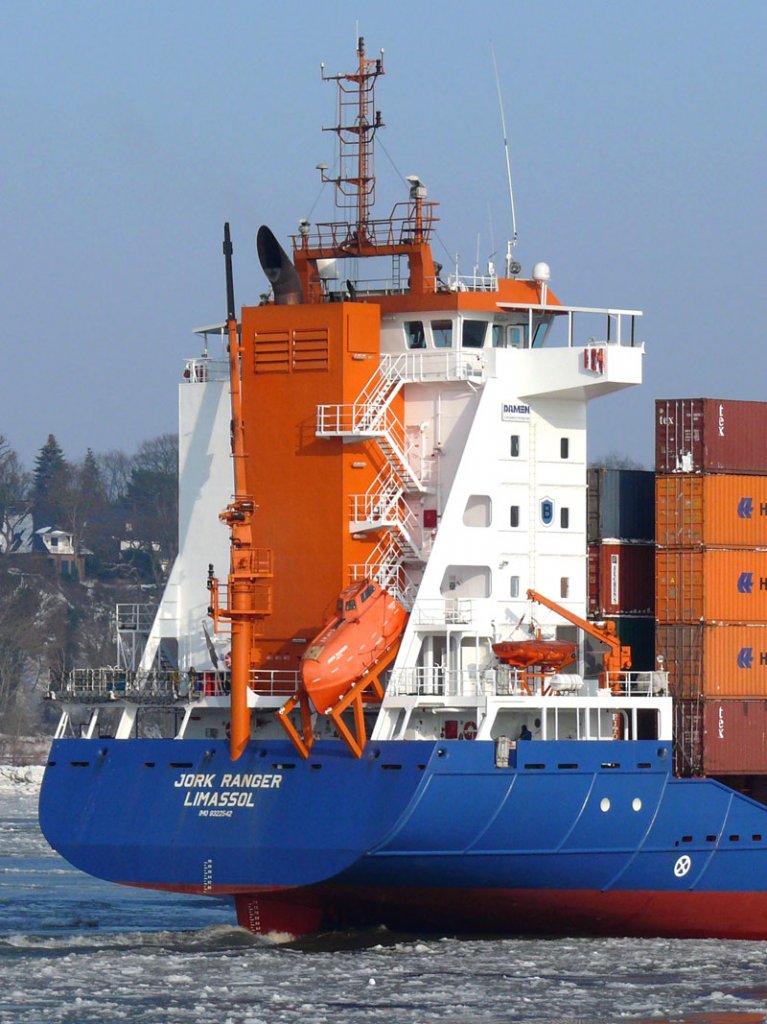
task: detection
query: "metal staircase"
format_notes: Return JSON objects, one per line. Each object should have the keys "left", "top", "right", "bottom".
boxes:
{"left": 317, "top": 357, "right": 424, "bottom": 493}
{"left": 318, "top": 356, "right": 428, "bottom": 604}
{"left": 318, "top": 351, "right": 486, "bottom": 608}
{"left": 350, "top": 470, "right": 422, "bottom": 558}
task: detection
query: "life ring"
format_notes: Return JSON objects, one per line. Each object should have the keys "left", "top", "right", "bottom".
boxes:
{"left": 463, "top": 720, "right": 477, "bottom": 740}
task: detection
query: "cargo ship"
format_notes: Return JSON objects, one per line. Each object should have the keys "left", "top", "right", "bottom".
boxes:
{"left": 39, "top": 42, "right": 767, "bottom": 940}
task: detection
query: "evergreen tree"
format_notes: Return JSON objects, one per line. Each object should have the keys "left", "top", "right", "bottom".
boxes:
{"left": 32, "top": 434, "right": 69, "bottom": 530}
{"left": 77, "top": 449, "right": 116, "bottom": 569}
{"left": 122, "top": 434, "right": 179, "bottom": 583}
{"left": 80, "top": 449, "right": 104, "bottom": 500}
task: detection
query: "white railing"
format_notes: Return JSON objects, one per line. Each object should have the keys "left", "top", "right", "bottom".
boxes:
{"left": 606, "top": 671, "right": 669, "bottom": 696}
{"left": 446, "top": 271, "right": 499, "bottom": 292}
{"left": 381, "top": 350, "right": 485, "bottom": 384}
{"left": 53, "top": 668, "right": 179, "bottom": 701}
{"left": 51, "top": 666, "right": 302, "bottom": 703}
{"left": 411, "top": 598, "right": 475, "bottom": 626}
{"left": 350, "top": 537, "right": 417, "bottom": 610}
{"left": 388, "top": 666, "right": 505, "bottom": 697}
{"left": 387, "top": 667, "right": 670, "bottom": 700}
{"left": 249, "top": 670, "right": 301, "bottom": 696}
{"left": 317, "top": 403, "right": 424, "bottom": 492}
{"left": 496, "top": 303, "right": 642, "bottom": 349}
{"left": 182, "top": 357, "right": 230, "bottom": 383}
{"left": 349, "top": 474, "right": 422, "bottom": 560}
{"left": 116, "top": 604, "right": 157, "bottom": 633}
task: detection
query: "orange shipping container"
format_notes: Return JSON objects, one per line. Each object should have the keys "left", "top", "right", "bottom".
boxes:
{"left": 656, "top": 548, "right": 767, "bottom": 623}
{"left": 656, "top": 623, "right": 767, "bottom": 698}
{"left": 656, "top": 474, "right": 767, "bottom": 549}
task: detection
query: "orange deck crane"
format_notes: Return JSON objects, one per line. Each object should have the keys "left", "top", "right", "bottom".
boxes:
{"left": 526, "top": 588, "right": 631, "bottom": 691}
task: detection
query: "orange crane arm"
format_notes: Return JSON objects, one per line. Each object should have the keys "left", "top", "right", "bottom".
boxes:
{"left": 526, "top": 588, "right": 631, "bottom": 680}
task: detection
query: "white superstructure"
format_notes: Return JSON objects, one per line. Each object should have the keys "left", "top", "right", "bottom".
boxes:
{"left": 141, "top": 332, "right": 233, "bottom": 672}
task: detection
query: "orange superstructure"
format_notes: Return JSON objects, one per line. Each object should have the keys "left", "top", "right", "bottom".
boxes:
{"left": 237, "top": 300, "right": 396, "bottom": 673}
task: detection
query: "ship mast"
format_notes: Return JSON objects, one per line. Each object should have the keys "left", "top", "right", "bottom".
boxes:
{"left": 320, "top": 35, "right": 383, "bottom": 245}
{"left": 208, "top": 224, "right": 273, "bottom": 762}
{"left": 293, "top": 38, "right": 438, "bottom": 301}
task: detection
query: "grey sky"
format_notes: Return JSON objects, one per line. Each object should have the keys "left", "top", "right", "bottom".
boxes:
{"left": 2, "top": 1, "right": 765, "bottom": 469}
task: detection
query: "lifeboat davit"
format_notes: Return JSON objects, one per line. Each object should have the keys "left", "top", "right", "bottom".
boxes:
{"left": 301, "top": 579, "right": 408, "bottom": 713}
{"left": 492, "top": 639, "right": 577, "bottom": 672}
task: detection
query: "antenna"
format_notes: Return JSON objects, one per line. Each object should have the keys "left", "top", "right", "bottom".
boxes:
{"left": 491, "top": 43, "right": 519, "bottom": 276}
{"left": 320, "top": 36, "right": 385, "bottom": 244}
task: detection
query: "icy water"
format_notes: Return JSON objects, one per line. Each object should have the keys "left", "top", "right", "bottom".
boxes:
{"left": 2, "top": 768, "right": 767, "bottom": 1024}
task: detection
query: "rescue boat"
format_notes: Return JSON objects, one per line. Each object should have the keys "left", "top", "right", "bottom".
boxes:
{"left": 492, "top": 639, "right": 577, "bottom": 671}
{"left": 301, "top": 579, "right": 408, "bottom": 712}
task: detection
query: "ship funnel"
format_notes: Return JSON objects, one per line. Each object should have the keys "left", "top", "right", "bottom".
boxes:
{"left": 256, "top": 226, "right": 303, "bottom": 305}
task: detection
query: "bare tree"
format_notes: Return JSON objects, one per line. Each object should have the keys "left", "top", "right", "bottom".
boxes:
{"left": 0, "top": 436, "right": 31, "bottom": 554}
{"left": 590, "top": 451, "right": 647, "bottom": 470}
{"left": 96, "top": 449, "right": 134, "bottom": 504}
{"left": 134, "top": 434, "right": 179, "bottom": 477}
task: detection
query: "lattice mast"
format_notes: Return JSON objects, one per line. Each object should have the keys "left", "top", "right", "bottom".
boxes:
{"left": 320, "top": 36, "right": 384, "bottom": 244}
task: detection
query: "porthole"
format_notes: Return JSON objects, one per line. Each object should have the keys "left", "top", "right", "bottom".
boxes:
{"left": 600, "top": 797, "right": 611, "bottom": 813}
{"left": 632, "top": 797, "right": 642, "bottom": 812}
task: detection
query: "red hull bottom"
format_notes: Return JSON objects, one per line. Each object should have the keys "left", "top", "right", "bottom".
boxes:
{"left": 136, "top": 881, "right": 767, "bottom": 940}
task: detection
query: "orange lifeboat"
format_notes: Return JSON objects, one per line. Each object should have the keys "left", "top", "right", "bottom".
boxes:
{"left": 301, "top": 579, "right": 408, "bottom": 713}
{"left": 492, "top": 639, "right": 576, "bottom": 672}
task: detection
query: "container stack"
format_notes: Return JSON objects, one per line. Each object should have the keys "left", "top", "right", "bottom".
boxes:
{"left": 587, "top": 468, "right": 655, "bottom": 670}
{"left": 655, "top": 398, "right": 767, "bottom": 777}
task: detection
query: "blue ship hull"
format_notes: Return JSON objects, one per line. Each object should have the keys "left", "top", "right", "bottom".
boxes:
{"left": 38, "top": 736, "right": 767, "bottom": 938}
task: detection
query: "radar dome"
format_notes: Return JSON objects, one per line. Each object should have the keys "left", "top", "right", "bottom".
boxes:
{"left": 532, "top": 262, "right": 551, "bottom": 283}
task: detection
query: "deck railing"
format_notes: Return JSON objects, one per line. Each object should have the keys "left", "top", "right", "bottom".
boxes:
{"left": 49, "top": 666, "right": 301, "bottom": 703}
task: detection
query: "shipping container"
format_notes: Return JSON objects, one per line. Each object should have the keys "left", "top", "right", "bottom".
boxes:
{"left": 656, "top": 398, "right": 767, "bottom": 475}
{"left": 702, "top": 700, "right": 767, "bottom": 775}
{"left": 584, "top": 616, "right": 656, "bottom": 673}
{"left": 587, "top": 468, "right": 655, "bottom": 542}
{"left": 588, "top": 542, "right": 654, "bottom": 616}
{"left": 656, "top": 549, "right": 767, "bottom": 623}
{"left": 611, "top": 615, "right": 656, "bottom": 671}
{"left": 656, "top": 623, "right": 767, "bottom": 698}
{"left": 656, "top": 474, "right": 767, "bottom": 549}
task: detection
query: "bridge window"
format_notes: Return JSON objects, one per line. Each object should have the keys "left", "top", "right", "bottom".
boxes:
{"left": 462, "top": 320, "right": 487, "bottom": 348}
{"left": 431, "top": 319, "right": 452, "bottom": 348}
{"left": 493, "top": 323, "right": 523, "bottom": 348}
{"left": 532, "top": 321, "right": 551, "bottom": 347}
{"left": 510, "top": 325, "right": 527, "bottom": 348}
{"left": 405, "top": 321, "right": 426, "bottom": 349}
